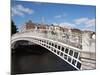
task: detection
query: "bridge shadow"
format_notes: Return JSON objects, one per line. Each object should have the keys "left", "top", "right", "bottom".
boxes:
{"left": 11, "top": 44, "right": 77, "bottom": 75}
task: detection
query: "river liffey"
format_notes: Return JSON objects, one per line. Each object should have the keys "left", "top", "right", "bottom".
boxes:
{"left": 11, "top": 44, "right": 76, "bottom": 75}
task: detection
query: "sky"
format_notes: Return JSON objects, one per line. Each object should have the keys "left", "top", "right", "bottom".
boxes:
{"left": 11, "top": 0, "right": 96, "bottom": 31}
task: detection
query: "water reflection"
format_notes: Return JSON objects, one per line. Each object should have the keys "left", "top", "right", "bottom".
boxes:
{"left": 11, "top": 44, "right": 76, "bottom": 74}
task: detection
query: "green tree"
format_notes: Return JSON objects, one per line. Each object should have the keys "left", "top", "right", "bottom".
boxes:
{"left": 11, "top": 20, "right": 18, "bottom": 35}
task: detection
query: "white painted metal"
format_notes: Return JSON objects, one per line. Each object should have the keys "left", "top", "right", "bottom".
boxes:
{"left": 11, "top": 31, "right": 82, "bottom": 70}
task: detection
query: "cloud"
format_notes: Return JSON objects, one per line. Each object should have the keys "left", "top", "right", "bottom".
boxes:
{"left": 59, "top": 22, "right": 75, "bottom": 28}
{"left": 74, "top": 18, "right": 95, "bottom": 30}
{"left": 52, "top": 23, "right": 58, "bottom": 26}
{"left": 53, "top": 22, "right": 75, "bottom": 29}
{"left": 85, "top": 19, "right": 95, "bottom": 28}
{"left": 52, "top": 17, "right": 95, "bottom": 31}
{"left": 54, "top": 15, "right": 62, "bottom": 18}
{"left": 12, "top": 4, "right": 34, "bottom": 17}
{"left": 83, "top": 19, "right": 96, "bottom": 31}
{"left": 74, "top": 18, "right": 89, "bottom": 25}
{"left": 74, "top": 18, "right": 95, "bottom": 26}
{"left": 54, "top": 13, "right": 67, "bottom": 19}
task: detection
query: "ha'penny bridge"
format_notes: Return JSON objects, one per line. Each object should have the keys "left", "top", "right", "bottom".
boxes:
{"left": 11, "top": 30, "right": 96, "bottom": 70}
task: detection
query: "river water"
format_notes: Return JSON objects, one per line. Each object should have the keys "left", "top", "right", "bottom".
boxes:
{"left": 11, "top": 44, "right": 76, "bottom": 74}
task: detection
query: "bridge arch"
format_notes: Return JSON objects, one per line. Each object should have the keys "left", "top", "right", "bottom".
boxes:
{"left": 11, "top": 34, "right": 81, "bottom": 70}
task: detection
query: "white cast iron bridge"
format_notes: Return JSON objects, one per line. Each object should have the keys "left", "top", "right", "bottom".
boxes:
{"left": 11, "top": 30, "right": 96, "bottom": 70}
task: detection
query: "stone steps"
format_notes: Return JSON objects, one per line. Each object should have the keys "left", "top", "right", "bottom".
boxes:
{"left": 81, "top": 58, "right": 96, "bottom": 70}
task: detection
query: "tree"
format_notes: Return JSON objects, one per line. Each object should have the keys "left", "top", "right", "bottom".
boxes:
{"left": 11, "top": 20, "right": 18, "bottom": 35}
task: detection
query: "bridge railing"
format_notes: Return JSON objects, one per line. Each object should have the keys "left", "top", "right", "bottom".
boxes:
{"left": 12, "top": 35, "right": 82, "bottom": 70}
{"left": 12, "top": 30, "right": 96, "bottom": 70}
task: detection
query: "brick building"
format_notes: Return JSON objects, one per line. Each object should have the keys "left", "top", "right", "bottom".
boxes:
{"left": 20, "top": 20, "right": 36, "bottom": 32}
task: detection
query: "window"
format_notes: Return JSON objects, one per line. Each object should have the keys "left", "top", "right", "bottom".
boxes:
{"left": 65, "top": 48, "right": 68, "bottom": 53}
{"left": 64, "top": 54, "right": 67, "bottom": 59}
{"left": 55, "top": 44, "right": 57, "bottom": 48}
{"left": 52, "top": 43, "right": 54, "bottom": 46}
{"left": 68, "top": 56, "right": 71, "bottom": 62}
{"left": 74, "top": 52, "right": 78, "bottom": 58}
{"left": 54, "top": 50, "right": 56, "bottom": 53}
{"left": 49, "top": 42, "right": 51, "bottom": 45}
{"left": 57, "top": 51, "right": 60, "bottom": 55}
{"left": 72, "top": 59, "right": 76, "bottom": 65}
{"left": 61, "top": 47, "right": 64, "bottom": 52}
{"left": 58, "top": 46, "right": 60, "bottom": 49}
{"left": 76, "top": 62, "right": 81, "bottom": 69}
{"left": 60, "top": 52, "right": 63, "bottom": 56}
{"left": 69, "top": 50, "right": 73, "bottom": 56}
